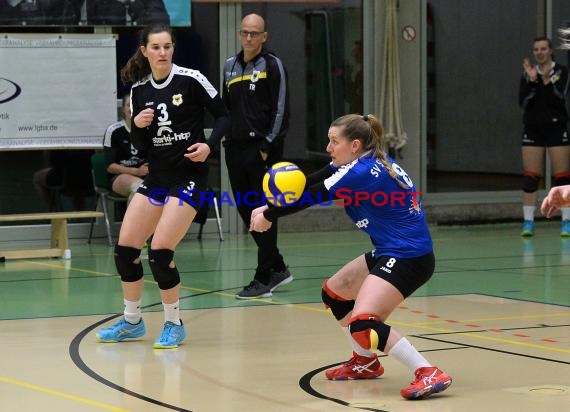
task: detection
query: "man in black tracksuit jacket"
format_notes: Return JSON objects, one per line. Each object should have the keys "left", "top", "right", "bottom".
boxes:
{"left": 220, "top": 13, "right": 293, "bottom": 299}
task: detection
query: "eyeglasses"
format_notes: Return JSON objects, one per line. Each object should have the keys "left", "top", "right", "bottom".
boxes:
{"left": 239, "top": 30, "right": 264, "bottom": 39}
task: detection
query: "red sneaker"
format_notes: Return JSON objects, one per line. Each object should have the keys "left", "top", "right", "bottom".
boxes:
{"left": 325, "top": 352, "right": 385, "bottom": 380}
{"left": 400, "top": 366, "right": 452, "bottom": 400}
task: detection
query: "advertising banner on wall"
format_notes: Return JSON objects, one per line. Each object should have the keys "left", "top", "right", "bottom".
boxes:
{"left": 0, "top": 34, "right": 117, "bottom": 150}
{"left": 164, "top": 0, "right": 191, "bottom": 26}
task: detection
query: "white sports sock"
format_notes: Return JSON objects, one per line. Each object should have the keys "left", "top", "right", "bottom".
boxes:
{"left": 343, "top": 326, "right": 374, "bottom": 357}
{"left": 123, "top": 298, "right": 142, "bottom": 324}
{"left": 388, "top": 337, "right": 431, "bottom": 372}
{"left": 561, "top": 208, "right": 570, "bottom": 221}
{"left": 523, "top": 206, "right": 536, "bottom": 221}
{"left": 163, "top": 300, "right": 181, "bottom": 325}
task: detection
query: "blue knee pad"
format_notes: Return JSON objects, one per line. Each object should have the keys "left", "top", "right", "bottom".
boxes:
{"left": 349, "top": 314, "right": 392, "bottom": 352}
{"left": 148, "top": 248, "right": 180, "bottom": 290}
{"left": 114, "top": 244, "right": 143, "bottom": 282}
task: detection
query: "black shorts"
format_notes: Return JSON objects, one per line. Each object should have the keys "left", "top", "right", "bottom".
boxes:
{"left": 522, "top": 123, "right": 569, "bottom": 147}
{"left": 365, "top": 251, "right": 435, "bottom": 298}
{"left": 137, "top": 171, "right": 208, "bottom": 210}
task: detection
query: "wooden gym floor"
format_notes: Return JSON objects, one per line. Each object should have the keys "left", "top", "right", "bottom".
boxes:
{"left": 1, "top": 222, "right": 569, "bottom": 411}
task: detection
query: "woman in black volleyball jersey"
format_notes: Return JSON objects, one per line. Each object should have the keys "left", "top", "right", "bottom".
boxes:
{"left": 97, "top": 24, "right": 229, "bottom": 349}
{"left": 102, "top": 94, "right": 148, "bottom": 201}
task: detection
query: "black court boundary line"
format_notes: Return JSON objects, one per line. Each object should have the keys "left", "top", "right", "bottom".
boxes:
{"left": 298, "top": 361, "right": 389, "bottom": 412}
{"left": 68, "top": 294, "right": 464, "bottom": 411}
{"left": 298, "top": 294, "right": 570, "bottom": 409}
{"left": 6, "top": 291, "right": 568, "bottom": 323}
{"left": 412, "top": 334, "right": 570, "bottom": 365}
{"left": 435, "top": 264, "right": 570, "bottom": 277}
{"left": 419, "top": 323, "right": 570, "bottom": 337}
{"left": 69, "top": 287, "right": 234, "bottom": 412}
{"left": 298, "top": 347, "right": 466, "bottom": 412}
{"left": 0, "top": 261, "right": 344, "bottom": 284}
{"left": 473, "top": 292, "right": 570, "bottom": 308}
{"left": 435, "top": 250, "right": 569, "bottom": 262}
{"left": 69, "top": 313, "right": 192, "bottom": 412}
{"left": 0, "top": 291, "right": 523, "bottom": 322}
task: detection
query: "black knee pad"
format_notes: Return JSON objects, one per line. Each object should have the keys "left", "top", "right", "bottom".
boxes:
{"left": 522, "top": 172, "right": 539, "bottom": 193}
{"left": 114, "top": 244, "right": 143, "bottom": 282}
{"left": 349, "top": 314, "right": 391, "bottom": 352}
{"left": 554, "top": 172, "right": 570, "bottom": 187}
{"left": 322, "top": 281, "right": 355, "bottom": 320}
{"left": 148, "top": 248, "right": 180, "bottom": 290}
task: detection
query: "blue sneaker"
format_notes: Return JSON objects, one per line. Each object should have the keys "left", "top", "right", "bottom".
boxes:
{"left": 520, "top": 220, "right": 535, "bottom": 237}
{"left": 561, "top": 220, "right": 570, "bottom": 238}
{"left": 96, "top": 318, "right": 146, "bottom": 342}
{"left": 154, "top": 321, "right": 186, "bottom": 349}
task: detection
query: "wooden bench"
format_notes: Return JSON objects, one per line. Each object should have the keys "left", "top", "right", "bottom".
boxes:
{"left": 0, "top": 211, "right": 104, "bottom": 260}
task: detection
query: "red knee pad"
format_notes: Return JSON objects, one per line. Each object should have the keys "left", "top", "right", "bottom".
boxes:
{"left": 349, "top": 314, "right": 391, "bottom": 352}
{"left": 322, "top": 280, "right": 355, "bottom": 320}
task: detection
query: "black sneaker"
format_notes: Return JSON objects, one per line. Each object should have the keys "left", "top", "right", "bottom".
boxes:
{"left": 235, "top": 280, "right": 272, "bottom": 299}
{"left": 268, "top": 267, "right": 294, "bottom": 292}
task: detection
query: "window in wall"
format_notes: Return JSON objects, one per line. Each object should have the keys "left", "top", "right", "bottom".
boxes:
{"left": 0, "top": 2, "right": 221, "bottom": 218}
{"left": 427, "top": 0, "right": 541, "bottom": 193}
{"left": 240, "top": 1, "right": 363, "bottom": 174}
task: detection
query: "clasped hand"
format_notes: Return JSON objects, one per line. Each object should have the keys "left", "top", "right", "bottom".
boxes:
{"left": 184, "top": 143, "right": 210, "bottom": 163}
{"left": 134, "top": 108, "right": 154, "bottom": 128}
{"left": 250, "top": 205, "right": 271, "bottom": 232}
{"left": 541, "top": 186, "right": 570, "bottom": 218}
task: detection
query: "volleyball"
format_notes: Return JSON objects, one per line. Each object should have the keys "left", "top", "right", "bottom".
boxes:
{"left": 263, "top": 161, "right": 306, "bottom": 206}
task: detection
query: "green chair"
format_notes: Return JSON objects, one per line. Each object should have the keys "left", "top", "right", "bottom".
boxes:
{"left": 88, "top": 152, "right": 129, "bottom": 246}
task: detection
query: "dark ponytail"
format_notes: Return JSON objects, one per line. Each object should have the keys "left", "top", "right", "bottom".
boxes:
{"left": 120, "top": 24, "right": 174, "bottom": 84}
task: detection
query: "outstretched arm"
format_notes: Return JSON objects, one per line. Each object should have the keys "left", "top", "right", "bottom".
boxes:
{"left": 250, "top": 164, "right": 335, "bottom": 232}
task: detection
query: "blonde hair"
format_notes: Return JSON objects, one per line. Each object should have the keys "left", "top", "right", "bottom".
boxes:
{"left": 330, "top": 114, "right": 409, "bottom": 189}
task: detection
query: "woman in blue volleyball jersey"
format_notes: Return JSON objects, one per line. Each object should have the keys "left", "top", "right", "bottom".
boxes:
{"left": 96, "top": 24, "right": 229, "bottom": 349}
{"left": 250, "top": 114, "right": 452, "bottom": 400}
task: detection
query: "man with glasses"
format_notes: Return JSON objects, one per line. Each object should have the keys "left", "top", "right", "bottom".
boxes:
{"left": 220, "top": 13, "right": 293, "bottom": 299}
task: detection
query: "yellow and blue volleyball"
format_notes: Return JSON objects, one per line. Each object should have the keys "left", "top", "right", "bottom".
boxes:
{"left": 263, "top": 161, "right": 306, "bottom": 206}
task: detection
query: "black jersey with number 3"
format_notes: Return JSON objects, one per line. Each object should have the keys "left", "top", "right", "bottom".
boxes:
{"left": 130, "top": 64, "right": 227, "bottom": 174}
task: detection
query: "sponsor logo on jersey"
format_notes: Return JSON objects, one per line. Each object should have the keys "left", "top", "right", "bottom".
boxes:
{"left": 355, "top": 218, "right": 369, "bottom": 229}
{"left": 120, "top": 158, "right": 143, "bottom": 167}
{"left": 409, "top": 194, "right": 422, "bottom": 215}
{"left": 152, "top": 132, "right": 192, "bottom": 146}
{"left": 379, "top": 266, "right": 392, "bottom": 274}
{"left": 145, "top": 101, "right": 154, "bottom": 106}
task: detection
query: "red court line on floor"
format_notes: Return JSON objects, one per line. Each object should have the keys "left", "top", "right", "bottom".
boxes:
{"left": 398, "top": 301, "right": 566, "bottom": 347}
